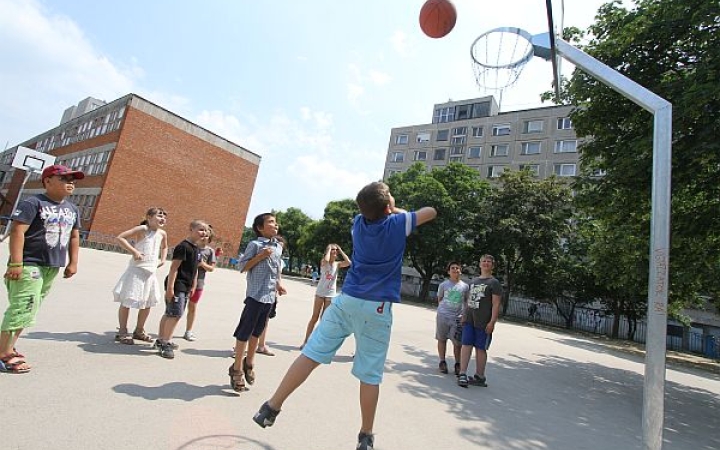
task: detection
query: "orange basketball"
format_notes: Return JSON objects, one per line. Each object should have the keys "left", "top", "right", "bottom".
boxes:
{"left": 419, "top": 0, "right": 457, "bottom": 39}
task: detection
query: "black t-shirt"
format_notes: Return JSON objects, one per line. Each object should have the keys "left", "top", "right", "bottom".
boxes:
{"left": 464, "top": 276, "right": 502, "bottom": 329}
{"left": 11, "top": 194, "right": 80, "bottom": 267}
{"left": 166, "top": 239, "right": 200, "bottom": 293}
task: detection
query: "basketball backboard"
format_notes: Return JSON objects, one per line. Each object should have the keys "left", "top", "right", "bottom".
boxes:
{"left": 11, "top": 146, "right": 56, "bottom": 173}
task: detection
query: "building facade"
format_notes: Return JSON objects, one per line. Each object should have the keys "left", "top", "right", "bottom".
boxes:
{"left": 383, "top": 96, "right": 580, "bottom": 180}
{"left": 0, "top": 94, "right": 261, "bottom": 250}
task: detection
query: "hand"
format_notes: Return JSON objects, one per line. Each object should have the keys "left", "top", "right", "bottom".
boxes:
{"left": 277, "top": 284, "right": 287, "bottom": 296}
{"left": 261, "top": 247, "right": 274, "bottom": 258}
{"left": 133, "top": 251, "right": 144, "bottom": 261}
{"left": 157, "top": 261, "right": 165, "bottom": 268}
{"left": 4, "top": 266, "right": 22, "bottom": 281}
{"left": 165, "top": 289, "right": 175, "bottom": 302}
{"left": 485, "top": 321, "right": 496, "bottom": 334}
{"left": 64, "top": 263, "right": 78, "bottom": 278}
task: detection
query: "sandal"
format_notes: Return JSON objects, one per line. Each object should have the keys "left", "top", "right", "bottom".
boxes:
{"left": 458, "top": 373, "right": 469, "bottom": 388}
{"left": 115, "top": 332, "right": 134, "bottom": 345}
{"left": 228, "top": 364, "right": 248, "bottom": 392}
{"left": 243, "top": 357, "right": 255, "bottom": 385}
{"left": 0, "top": 355, "right": 31, "bottom": 374}
{"left": 256, "top": 347, "right": 275, "bottom": 356}
{"left": 132, "top": 330, "right": 153, "bottom": 342}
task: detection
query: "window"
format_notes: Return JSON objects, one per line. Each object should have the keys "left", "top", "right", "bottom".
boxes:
{"left": 557, "top": 117, "right": 573, "bottom": 130}
{"left": 554, "top": 140, "right": 578, "bottom": 153}
{"left": 395, "top": 134, "right": 409, "bottom": 145}
{"left": 391, "top": 152, "right": 404, "bottom": 163}
{"left": 433, "top": 148, "right": 447, "bottom": 161}
{"left": 449, "top": 156, "right": 463, "bottom": 163}
{"left": 387, "top": 169, "right": 402, "bottom": 177}
{"left": 468, "top": 146, "right": 482, "bottom": 159}
{"left": 451, "top": 136, "right": 466, "bottom": 145}
{"left": 490, "top": 144, "right": 509, "bottom": 157}
{"left": 492, "top": 123, "right": 511, "bottom": 136}
{"left": 414, "top": 151, "right": 427, "bottom": 161}
{"left": 523, "top": 120, "right": 544, "bottom": 133}
{"left": 452, "top": 127, "right": 467, "bottom": 136}
{"left": 416, "top": 132, "right": 431, "bottom": 143}
{"left": 487, "top": 165, "right": 506, "bottom": 178}
{"left": 433, "top": 107, "right": 455, "bottom": 123}
{"left": 455, "top": 104, "right": 471, "bottom": 120}
{"left": 450, "top": 146, "right": 464, "bottom": 155}
{"left": 519, "top": 164, "right": 540, "bottom": 176}
{"left": 436, "top": 129, "right": 449, "bottom": 141}
{"left": 472, "top": 126, "right": 483, "bottom": 138}
{"left": 554, "top": 163, "right": 576, "bottom": 177}
{"left": 592, "top": 168, "right": 607, "bottom": 177}
{"left": 521, "top": 141, "right": 542, "bottom": 155}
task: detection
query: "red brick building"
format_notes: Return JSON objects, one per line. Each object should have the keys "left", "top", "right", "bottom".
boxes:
{"left": 0, "top": 94, "right": 260, "bottom": 252}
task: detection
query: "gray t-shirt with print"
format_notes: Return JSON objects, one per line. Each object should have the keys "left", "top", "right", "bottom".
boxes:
{"left": 11, "top": 194, "right": 80, "bottom": 267}
{"left": 464, "top": 276, "right": 502, "bottom": 328}
{"left": 436, "top": 279, "right": 469, "bottom": 318}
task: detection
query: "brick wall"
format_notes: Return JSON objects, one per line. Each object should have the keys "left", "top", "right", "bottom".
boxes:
{"left": 88, "top": 106, "right": 258, "bottom": 248}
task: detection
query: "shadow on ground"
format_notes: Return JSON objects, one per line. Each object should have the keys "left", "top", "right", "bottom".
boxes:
{"left": 113, "top": 381, "right": 235, "bottom": 401}
{"left": 24, "top": 330, "right": 162, "bottom": 356}
{"left": 386, "top": 343, "right": 720, "bottom": 450}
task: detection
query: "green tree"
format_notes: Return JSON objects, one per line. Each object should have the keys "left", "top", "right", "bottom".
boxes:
{"left": 300, "top": 199, "right": 357, "bottom": 270}
{"left": 564, "top": 0, "right": 720, "bottom": 311}
{"left": 274, "top": 207, "right": 313, "bottom": 273}
{"left": 390, "top": 163, "right": 490, "bottom": 301}
{"left": 477, "top": 170, "right": 573, "bottom": 314}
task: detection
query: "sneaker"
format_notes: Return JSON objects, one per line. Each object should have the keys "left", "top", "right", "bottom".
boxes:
{"left": 183, "top": 331, "right": 197, "bottom": 341}
{"left": 159, "top": 343, "right": 175, "bottom": 359}
{"left": 253, "top": 401, "right": 280, "bottom": 428}
{"left": 454, "top": 362, "right": 461, "bottom": 377}
{"left": 458, "top": 373, "right": 469, "bottom": 388}
{"left": 469, "top": 374, "right": 487, "bottom": 387}
{"left": 439, "top": 360, "right": 448, "bottom": 374}
{"left": 154, "top": 339, "right": 179, "bottom": 350}
{"left": 357, "top": 432, "right": 374, "bottom": 450}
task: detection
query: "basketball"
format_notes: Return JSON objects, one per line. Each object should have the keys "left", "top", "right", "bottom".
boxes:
{"left": 419, "top": 0, "right": 457, "bottom": 39}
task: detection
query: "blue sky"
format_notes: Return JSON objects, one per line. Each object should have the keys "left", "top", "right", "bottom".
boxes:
{"left": 0, "top": 0, "right": 625, "bottom": 225}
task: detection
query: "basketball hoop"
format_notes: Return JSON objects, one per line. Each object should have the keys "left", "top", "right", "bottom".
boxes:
{"left": 470, "top": 27, "right": 535, "bottom": 106}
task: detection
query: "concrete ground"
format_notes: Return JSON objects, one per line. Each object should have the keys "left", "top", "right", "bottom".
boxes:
{"left": 1, "top": 246, "right": 719, "bottom": 450}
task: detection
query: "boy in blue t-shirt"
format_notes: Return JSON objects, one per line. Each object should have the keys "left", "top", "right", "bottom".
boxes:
{"left": 253, "top": 181, "right": 436, "bottom": 450}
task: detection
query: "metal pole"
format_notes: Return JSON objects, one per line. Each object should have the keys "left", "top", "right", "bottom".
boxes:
{"left": 1, "top": 170, "right": 33, "bottom": 241}
{"left": 553, "top": 38, "right": 672, "bottom": 450}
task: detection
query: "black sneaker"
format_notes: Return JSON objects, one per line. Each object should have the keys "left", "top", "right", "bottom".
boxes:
{"left": 458, "top": 373, "right": 469, "bottom": 388}
{"left": 454, "top": 362, "right": 461, "bottom": 376}
{"left": 253, "top": 401, "right": 280, "bottom": 428}
{"left": 159, "top": 342, "right": 175, "bottom": 359}
{"left": 469, "top": 374, "right": 487, "bottom": 387}
{"left": 357, "top": 432, "right": 374, "bottom": 450}
{"left": 154, "top": 339, "right": 179, "bottom": 350}
{"left": 439, "top": 360, "right": 448, "bottom": 374}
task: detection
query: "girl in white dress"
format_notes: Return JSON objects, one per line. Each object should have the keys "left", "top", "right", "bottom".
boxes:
{"left": 113, "top": 207, "right": 168, "bottom": 344}
{"left": 301, "top": 244, "right": 351, "bottom": 348}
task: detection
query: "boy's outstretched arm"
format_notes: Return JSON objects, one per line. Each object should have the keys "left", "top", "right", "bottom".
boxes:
{"left": 415, "top": 207, "right": 437, "bottom": 226}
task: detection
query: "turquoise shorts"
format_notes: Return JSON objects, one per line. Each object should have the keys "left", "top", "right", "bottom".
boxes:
{"left": 302, "top": 293, "right": 393, "bottom": 385}
{"left": 2, "top": 266, "right": 60, "bottom": 331}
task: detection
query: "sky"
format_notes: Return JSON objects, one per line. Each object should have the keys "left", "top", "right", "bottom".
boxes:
{"left": 0, "top": 0, "right": 630, "bottom": 225}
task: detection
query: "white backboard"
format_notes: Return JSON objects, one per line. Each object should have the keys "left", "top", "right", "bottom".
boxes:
{"left": 11, "top": 146, "right": 56, "bottom": 173}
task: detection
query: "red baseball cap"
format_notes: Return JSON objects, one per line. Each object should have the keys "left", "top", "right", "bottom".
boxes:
{"left": 41, "top": 164, "right": 85, "bottom": 181}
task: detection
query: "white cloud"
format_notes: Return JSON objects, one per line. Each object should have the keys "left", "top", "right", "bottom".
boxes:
{"left": 368, "top": 70, "right": 392, "bottom": 86}
{"left": 390, "top": 30, "right": 409, "bottom": 57}
{"left": 347, "top": 83, "right": 364, "bottom": 105}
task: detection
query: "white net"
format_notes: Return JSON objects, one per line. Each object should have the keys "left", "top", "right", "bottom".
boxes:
{"left": 470, "top": 27, "right": 535, "bottom": 106}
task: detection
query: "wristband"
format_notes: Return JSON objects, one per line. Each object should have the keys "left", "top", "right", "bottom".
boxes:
{"left": 7, "top": 263, "right": 23, "bottom": 268}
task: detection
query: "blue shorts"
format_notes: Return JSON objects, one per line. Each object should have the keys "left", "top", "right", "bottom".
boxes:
{"left": 164, "top": 291, "right": 189, "bottom": 318}
{"left": 302, "top": 293, "right": 393, "bottom": 385}
{"left": 461, "top": 323, "right": 492, "bottom": 350}
{"left": 233, "top": 297, "right": 273, "bottom": 341}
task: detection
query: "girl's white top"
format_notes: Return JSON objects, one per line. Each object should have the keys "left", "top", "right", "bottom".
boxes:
{"left": 315, "top": 261, "right": 340, "bottom": 297}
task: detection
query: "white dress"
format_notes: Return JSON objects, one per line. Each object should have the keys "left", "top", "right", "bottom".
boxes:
{"left": 113, "top": 229, "right": 163, "bottom": 309}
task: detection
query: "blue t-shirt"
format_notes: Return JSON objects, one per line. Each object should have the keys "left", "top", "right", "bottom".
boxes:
{"left": 11, "top": 194, "right": 81, "bottom": 267}
{"left": 342, "top": 212, "right": 416, "bottom": 303}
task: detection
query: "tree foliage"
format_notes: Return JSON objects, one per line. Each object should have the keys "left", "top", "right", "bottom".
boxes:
{"left": 565, "top": 0, "right": 720, "bottom": 311}
{"left": 274, "top": 207, "right": 313, "bottom": 272}
{"left": 390, "top": 163, "right": 490, "bottom": 300}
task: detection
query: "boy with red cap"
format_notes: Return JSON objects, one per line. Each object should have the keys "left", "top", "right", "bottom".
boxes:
{"left": 0, "top": 164, "right": 84, "bottom": 373}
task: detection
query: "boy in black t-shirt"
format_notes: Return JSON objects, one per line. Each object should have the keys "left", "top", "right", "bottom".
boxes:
{"left": 156, "top": 220, "right": 208, "bottom": 359}
{"left": 1, "top": 164, "right": 84, "bottom": 373}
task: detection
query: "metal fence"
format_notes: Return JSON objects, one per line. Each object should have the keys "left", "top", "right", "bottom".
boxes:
{"left": 506, "top": 296, "right": 720, "bottom": 360}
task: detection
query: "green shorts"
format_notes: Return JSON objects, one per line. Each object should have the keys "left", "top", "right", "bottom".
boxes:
{"left": 2, "top": 266, "right": 60, "bottom": 331}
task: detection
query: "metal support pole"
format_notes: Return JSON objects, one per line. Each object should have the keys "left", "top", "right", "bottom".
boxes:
{"left": 0, "top": 170, "right": 33, "bottom": 241}
{"left": 553, "top": 38, "right": 673, "bottom": 450}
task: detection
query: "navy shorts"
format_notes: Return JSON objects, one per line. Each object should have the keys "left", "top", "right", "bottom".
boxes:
{"left": 461, "top": 323, "right": 493, "bottom": 350}
{"left": 164, "top": 291, "right": 189, "bottom": 318}
{"left": 233, "top": 297, "right": 273, "bottom": 341}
